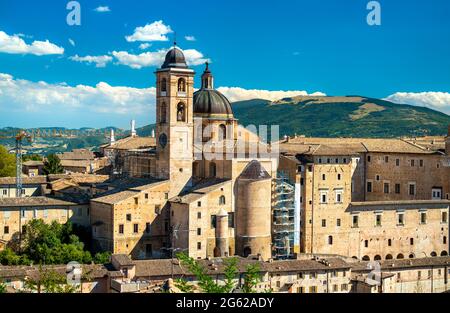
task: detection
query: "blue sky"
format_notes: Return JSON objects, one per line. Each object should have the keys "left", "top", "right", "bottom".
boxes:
{"left": 0, "top": 0, "right": 449, "bottom": 128}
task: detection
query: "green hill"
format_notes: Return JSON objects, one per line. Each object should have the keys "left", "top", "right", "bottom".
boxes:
{"left": 231, "top": 96, "right": 450, "bottom": 138}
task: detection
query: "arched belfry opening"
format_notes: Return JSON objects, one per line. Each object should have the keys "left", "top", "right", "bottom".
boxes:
{"left": 177, "top": 103, "right": 186, "bottom": 122}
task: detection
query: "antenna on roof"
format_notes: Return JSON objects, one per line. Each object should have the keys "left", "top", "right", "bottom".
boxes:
{"left": 173, "top": 31, "right": 177, "bottom": 47}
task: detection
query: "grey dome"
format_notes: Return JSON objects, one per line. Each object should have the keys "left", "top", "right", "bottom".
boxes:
{"left": 193, "top": 89, "right": 233, "bottom": 117}
{"left": 161, "top": 47, "right": 188, "bottom": 69}
{"left": 239, "top": 160, "right": 271, "bottom": 180}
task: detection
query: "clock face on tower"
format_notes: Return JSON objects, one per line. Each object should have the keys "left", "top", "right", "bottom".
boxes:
{"left": 159, "top": 133, "right": 168, "bottom": 148}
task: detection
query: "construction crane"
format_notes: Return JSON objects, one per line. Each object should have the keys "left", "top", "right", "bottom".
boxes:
{"left": 14, "top": 131, "right": 32, "bottom": 198}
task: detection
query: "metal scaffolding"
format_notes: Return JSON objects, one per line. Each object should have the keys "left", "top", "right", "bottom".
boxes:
{"left": 272, "top": 171, "right": 296, "bottom": 259}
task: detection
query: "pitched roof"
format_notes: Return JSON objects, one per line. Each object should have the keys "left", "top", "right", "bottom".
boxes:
{"left": 280, "top": 137, "right": 437, "bottom": 156}
{"left": 91, "top": 179, "right": 167, "bottom": 205}
{"left": 0, "top": 176, "right": 47, "bottom": 185}
{"left": 0, "top": 196, "right": 78, "bottom": 207}
{"left": 170, "top": 178, "right": 231, "bottom": 204}
{"left": 102, "top": 136, "right": 156, "bottom": 151}
{"left": 58, "top": 149, "right": 95, "bottom": 160}
{"left": 351, "top": 256, "right": 450, "bottom": 272}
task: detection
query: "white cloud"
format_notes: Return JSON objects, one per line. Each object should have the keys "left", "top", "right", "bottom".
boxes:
{"left": 112, "top": 48, "right": 210, "bottom": 69}
{"left": 126, "top": 20, "right": 173, "bottom": 42}
{"left": 0, "top": 31, "right": 64, "bottom": 56}
{"left": 68, "top": 38, "right": 76, "bottom": 47}
{"left": 217, "top": 87, "right": 326, "bottom": 102}
{"left": 384, "top": 92, "right": 450, "bottom": 114}
{"left": 0, "top": 72, "right": 155, "bottom": 115}
{"left": 69, "top": 54, "right": 113, "bottom": 68}
{"left": 139, "top": 43, "right": 151, "bottom": 50}
{"left": 185, "top": 35, "right": 196, "bottom": 41}
{"left": 94, "top": 6, "right": 111, "bottom": 12}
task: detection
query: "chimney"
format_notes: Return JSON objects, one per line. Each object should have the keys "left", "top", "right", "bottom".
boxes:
{"left": 131, "top": 120, "right": 137, "bottom": 137}
{"left": 110, "top": 129, "right": 116, "bottom": 145}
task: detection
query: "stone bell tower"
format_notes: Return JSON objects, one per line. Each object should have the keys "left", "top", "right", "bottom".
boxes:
{"left": 155, "top": 45, "right": 195, "bottom": 197}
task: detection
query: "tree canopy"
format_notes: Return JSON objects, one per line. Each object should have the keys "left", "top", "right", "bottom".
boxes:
{"left": 0, "top": 144, "right": 15, "bottom": 177}
{"left": 0, "top": 220, "right": 110, "bottom": 266}
{"left": 43, "top": 153, "right": 63, "bottom": 175}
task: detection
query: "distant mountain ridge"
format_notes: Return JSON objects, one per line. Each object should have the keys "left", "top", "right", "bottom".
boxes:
{"left": 231, "top": 95, "right": 450, "bottom": 138}
{"left": 1, "top": 95, "right": 449, "bottom": 154}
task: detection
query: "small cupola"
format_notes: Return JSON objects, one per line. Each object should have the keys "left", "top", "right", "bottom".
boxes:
{"left": 201, "top": 62, "right": 214, "bottom": 89}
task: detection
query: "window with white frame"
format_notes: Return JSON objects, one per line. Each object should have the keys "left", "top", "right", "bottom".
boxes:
{"left": 335, "top": 190, "right": 343, "bottom": 203}
{"left": 320, "top": 191, "right": 328, "bottom": 204}
{"left": 432, "top": 188, "right": 442, "bottom": 200}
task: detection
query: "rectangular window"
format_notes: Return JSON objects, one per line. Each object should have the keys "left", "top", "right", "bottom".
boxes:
{"left": 134, "top": 198, "right": 138, "bottom": 205}
{"left": 310, "top": 272, "right": 317, "bottom": 279}
{"left": 126, "top": 214, "right": 132, "bottom": 221}
{"left": 197, "top": 201, "right": 201, "bottom": 207}
{"left": 2, "top": 189, "right": 7, "bottom": 195}
{"left": 4, "top": 226, "right": 9, "bottom": 234}
{"left": 145, "top": 223, "right": 151, "bottom": 234}
{"left": 197, "top": 212, "right": 202, "bottom": 219}
{"left": 352, "top": 215, "right": 359, "bottom": 228}
{"left": 22, "top": 225, "right": 26, "bottom": 234}
{"left": 337, "top": 219, "right": 341, "bottom": 227}
{"left": 133, "top": 224, "right": 139, "bottom": 233}
{"left": 341, "top": 284, "right": 348, "bottom": 291}
{"left": 419, "top": 160, "right": 424, "bottom": 167}
{"left": 409, "top": 184, "right": 416, "bottom": 196}
{"left": 376, "top": 214, "right": 382, "bottom": 227}
{"left": 297, "top": 273, "right": 304, "bottom": 279}
{"left": 418, "top": 271, "right": 421, "bottom": 279}
{"left": 211, "top": 215, "right": 217, "bottom": 228}
{"left": 385, "top": 156, "right": 389, "bottom": 163}
{"left": 145, "top": 193, "right": 149, "bottom": 199}
{"left": 398, "top": 213, "right": 404, "bottom": 226}
{"left": 410, "top": 159, "right": 415, "bottom": 167}
{"left": 320, "top": 192, "right": 328, "bottom": 204}
{"left": 197, "top": 228, "right": 201, "bottom": 236}
{"left": 119, "top": 224, "right": 124, "bottom": 234}
{"left": 322, "top": 219, "right": 326, "bottom": 227}
{"left": 442, "top": 211, "right": 448, "bottom": 224}
{"left": 367, "top": 182, "right": 372, "bottom": 193}
{"left": 228, "top": 212, "right": 234, "bottom": 228}
{"left": 395, "top": 184, "right": 401, "bottom": 194}
{"left": 367, "top": 156, "right": 371, "bottom": 162}
{"left": 333, "top": 285, "right": 338, "bottom": 292}
{"left": 197, "top": 242, "right": 202, "bottom": 250}
{"left": 420, "top": 212, "right": 427, "bottom": 224}
{"left": 396, "top": 159, "right": 400, "bottom": 166}
{"left": 384, "top": 183, "right": 390, "bottom": 194}
{"left": 309, "top": 286, "right": 317, "bottom": 293}
{"left": 336, "top": 191, "right": 342, "bottom": 203}
{"left": 298, "top": 287, "right": 305, "bottom": 293}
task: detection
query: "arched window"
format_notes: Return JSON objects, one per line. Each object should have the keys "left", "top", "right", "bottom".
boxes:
{"left": 374, "top": 255, "right": 382, "bottom": 261}
{"left": 328, "top": 236, "right": 333, "bottom": 245}
{"left": 396, "top": 253, "right": 404, "bottom": 259}
{"left": 352, "top": 256, "right": 358, "bottom": 260}
{"left": 218, "top": 124, "right": 227, "bottom": 140}
{"left": 243, "top": 247, "right": 252, "bottom": 257}
{"left": 385, "top": 254, "right": 393, "bottom": 260}
{"left": 219, "top": 195, "right": 226, "bottom": 205}
{"left": 178, "top": 78, "right": 186, "bottom": 92}
{"left": 209, "top": 162, "right": 216, "bottom": 178}
{"left": 160, "top": 102, "right": 167, "bottom": 123}
{"left": 161, "top": 78, "right": 167, "bottom": 92}
{"left": 362, "top": 255, "right": 370, "bottom": 261}
{"left": 177, "top": 103, "right": 186, "bottom": 122}
{"left": 430, "top": 251, "right": 437, "bottom": 257}
{"left": 388, "top": 239, "right": 392, "bottom": 246}
{"left": 441, "top": 251, "right": 448, "bottom": 256}
{"left": 409, "top": 254, "right": 415, "bottom": 259}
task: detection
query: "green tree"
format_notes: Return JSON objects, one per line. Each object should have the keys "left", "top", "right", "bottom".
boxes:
{"left": 175, "top": 253, "right": 262, "bottom": 293}
{"left": 43, "top": 153, "right": 63, "bottom": 174}
{"left": 242, "top": 263, "right": 262, "bottom": 293}
{"left": 0, "top": 144, "right": 15, "bottom": 177}
{"left": 24, "top": 266, "right": 78, "bottom": 293}
{"left": 0, "top": 282, "right": 6, "bottom": 293}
